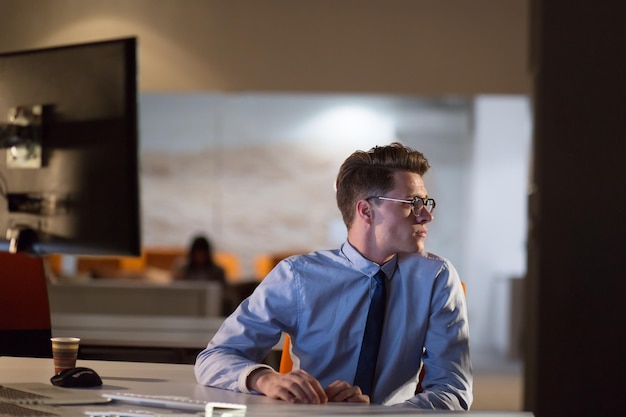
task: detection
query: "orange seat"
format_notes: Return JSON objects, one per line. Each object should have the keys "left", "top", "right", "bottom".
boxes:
{"left": 279, "top": 334, "right": 294, "bottom": 373}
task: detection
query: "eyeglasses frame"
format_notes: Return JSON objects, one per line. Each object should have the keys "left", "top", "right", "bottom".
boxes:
{"left": 365, "top": 195, "right": 436, "bottom": 216}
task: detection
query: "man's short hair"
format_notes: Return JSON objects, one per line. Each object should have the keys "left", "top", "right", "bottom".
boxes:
{"left": 335, "top": 142, "right": 430, "bottom": 228}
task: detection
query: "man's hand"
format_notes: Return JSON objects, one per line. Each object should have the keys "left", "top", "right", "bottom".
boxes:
{"left": 247, "top": 368, "right": 328, "bottom": 404}
{"left": 325, "top": 380, "right": 370, "bottom": 403}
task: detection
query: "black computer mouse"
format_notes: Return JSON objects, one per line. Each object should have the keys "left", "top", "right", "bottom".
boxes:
{"left": 50, "top": 367, "right": 103, "bottom": 388}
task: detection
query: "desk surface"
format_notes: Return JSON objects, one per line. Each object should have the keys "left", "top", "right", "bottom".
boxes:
{"left": 0, "top": 357, "right": 533, "bottom": 417}
{"left": 0, "top": 356, "right": 275, "bottom": 405}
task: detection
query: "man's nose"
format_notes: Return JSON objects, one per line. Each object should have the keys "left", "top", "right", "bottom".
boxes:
{"left": 415, "top": 208, "right": 433, "bottom": 224}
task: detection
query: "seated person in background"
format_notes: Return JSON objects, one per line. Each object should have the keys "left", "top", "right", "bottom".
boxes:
{"left": 194, "top": 142, "right": 472, "bottom": 409}
{"left": 172, "top": 235, "right": 226, "bottom": 284}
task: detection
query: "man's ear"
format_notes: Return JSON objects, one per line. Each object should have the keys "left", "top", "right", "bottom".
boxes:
{"left": 356, "top": 199, "right": 373, "bottom": 224}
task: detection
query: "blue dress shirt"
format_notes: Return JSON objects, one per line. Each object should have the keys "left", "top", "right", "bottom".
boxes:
{"left": 194, "top": 241, "right": 472, "bottom": 409}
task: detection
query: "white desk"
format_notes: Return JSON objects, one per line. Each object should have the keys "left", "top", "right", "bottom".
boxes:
{"left": 0, "top": 357, "right": 534, "bottom": 416}
{"left": 0, "top": 357, "right": 275, "bottom": 405}
{"left": 51, "top": 314, "right": 224, "bottom": 349}
{"left": 51, "top": 313, "right": 284, "bottom": 350}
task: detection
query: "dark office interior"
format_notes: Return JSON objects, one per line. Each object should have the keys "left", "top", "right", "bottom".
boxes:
{"left": 1, "top": 1, "right": 625, "bottom": 416}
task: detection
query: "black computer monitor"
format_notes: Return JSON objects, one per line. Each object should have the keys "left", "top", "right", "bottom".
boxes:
{"left": 0, "top": 38, "right": 140, "bottom": 256}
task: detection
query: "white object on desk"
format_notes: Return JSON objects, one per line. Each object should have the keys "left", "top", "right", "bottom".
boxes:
{"left": 102, "top": 392, "right": 207, "bottom": 412}
{"left": 205, "top": 402, "right": 246, "bottom": 417}
{"left": 85, "top": 412, "right": 202, "bottom": 417}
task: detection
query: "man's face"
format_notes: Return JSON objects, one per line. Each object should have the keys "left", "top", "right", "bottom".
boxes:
{"left": 370, "top": 171, "right": 433, "bottom": 258}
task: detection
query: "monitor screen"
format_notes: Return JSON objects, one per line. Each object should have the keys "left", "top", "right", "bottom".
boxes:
{"left": 0, "top": 38, "right": 140, "bottom": 256}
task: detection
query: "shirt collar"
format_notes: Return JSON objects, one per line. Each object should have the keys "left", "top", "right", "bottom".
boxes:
{"left": 340, "top": 240, "right": 397, "bottom": 281}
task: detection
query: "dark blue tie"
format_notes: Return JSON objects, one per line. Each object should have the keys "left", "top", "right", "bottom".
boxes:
{"left": 353, "top": 270, "right": 387, "bottom": 397}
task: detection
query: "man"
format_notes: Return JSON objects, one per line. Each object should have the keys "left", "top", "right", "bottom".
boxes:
{"left": 195, "top": 142, "right": 472, "bottom": 409}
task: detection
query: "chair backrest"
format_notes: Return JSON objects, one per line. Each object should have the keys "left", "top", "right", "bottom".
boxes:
{"left": 0, "top": 252, "right": 52, "bottom": 357}
{"left": 279, "top": 334, "right": 294, "bottom": 373}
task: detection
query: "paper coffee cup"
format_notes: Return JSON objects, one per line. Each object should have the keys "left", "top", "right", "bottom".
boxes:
{"left": 50, "top": 337, "right": 80, "bottom": 374}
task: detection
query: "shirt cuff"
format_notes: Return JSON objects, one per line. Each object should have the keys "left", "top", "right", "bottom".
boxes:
{"left": 238, "top": 364, "right": 275, "bottom": 394}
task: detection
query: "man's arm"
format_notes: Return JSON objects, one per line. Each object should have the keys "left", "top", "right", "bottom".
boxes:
{"left": 194, "top": 266, "right": 295, "bottom": 392}
{"left": 195, "top": 310, "right": 368, "bottom": 404}
{"left": 403, "top": 263, "right": 473, "bottom": 410}
{"left": 194, "top": 260, "right": 330, "bottom": 403}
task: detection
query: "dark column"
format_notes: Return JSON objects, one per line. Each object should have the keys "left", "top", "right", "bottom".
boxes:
{"left": 526, "top": 1, "right": 626, "bottom": 416}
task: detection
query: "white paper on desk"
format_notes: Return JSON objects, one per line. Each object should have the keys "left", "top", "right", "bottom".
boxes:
{"left": 204, "top": 402, "right": 246, "bottom": 417}
{"left": 85, "top": 410, "right": 203, "bottom": 417}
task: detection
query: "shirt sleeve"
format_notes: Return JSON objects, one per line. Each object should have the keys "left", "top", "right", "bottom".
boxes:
{"left": 194, "top": 260, "right": 298, "bottom": 391}
{"left": 402, "top": 261, "right": 473, "bottom": 410}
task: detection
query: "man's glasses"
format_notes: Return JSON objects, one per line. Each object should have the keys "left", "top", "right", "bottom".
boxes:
{"left": 366, "top": 196, "right": 436, "bottom": 216}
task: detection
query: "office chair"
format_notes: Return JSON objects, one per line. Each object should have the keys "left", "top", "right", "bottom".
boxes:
{"left": 279, "top": 282, "right": 467, "bottom": 394}
{"left": 279, "top": 334, "right": 294, "bottom": 374}
{"left": 0, "top": 252, "right": 53, "bottom": 357}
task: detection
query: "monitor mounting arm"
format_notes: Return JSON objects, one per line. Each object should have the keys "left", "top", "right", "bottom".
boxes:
{"left": 0, "top": 105, "right": 45, "bottom": 169}
{"left": 5, "top": 226, "right": 39, "bottom": 254}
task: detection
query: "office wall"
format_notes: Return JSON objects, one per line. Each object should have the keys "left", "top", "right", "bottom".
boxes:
{"left": 139, "top": 93, "right": 473, "bottom": 278}
{"left": 138, "top": 92, "right": 531, "bottom": 355}
{"left": 465, "top": 96, "right": 531, "bottom": 355}
{"left": 0, "top": 0, "right": 529, "bottom": 95}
